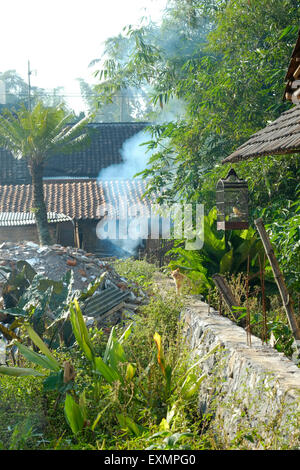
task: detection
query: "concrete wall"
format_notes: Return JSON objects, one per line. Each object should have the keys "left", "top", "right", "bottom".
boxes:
{"left": 0, "top": 224, "right": 57, "bottom": 244}
{"left": 183, "top": 297, "right": 300, "bottom": 449}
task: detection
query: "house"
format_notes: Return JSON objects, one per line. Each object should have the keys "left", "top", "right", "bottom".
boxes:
{"left": 0, "top": 122, "right": 162, "bottom": 257}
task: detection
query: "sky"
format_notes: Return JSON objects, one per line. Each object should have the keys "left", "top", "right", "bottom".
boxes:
{"left": 0, "top": 0, "right": 167, "bottom": 112}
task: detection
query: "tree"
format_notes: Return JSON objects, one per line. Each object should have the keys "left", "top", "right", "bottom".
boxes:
{"left": 93, "top": 0, "right": 300, "bottom": 295}
{"left": 0, "top": 70, "right": 69, "bottom": 114}
{"left": 0, "top": 102, "right": 90, "bottom": 245}
{"left": 77, "top": 77, "right": 147, "bottom": 122}
{"left": 94, "top": 0, "right": 300, "bottom": 207}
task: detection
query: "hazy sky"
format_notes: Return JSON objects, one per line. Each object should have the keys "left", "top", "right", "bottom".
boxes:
{"left": 0, "top": 0, "right": 166, "bottom": 112}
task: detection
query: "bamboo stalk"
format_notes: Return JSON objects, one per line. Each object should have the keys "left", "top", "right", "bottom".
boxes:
{"left": 246, "top": 256, "right": 251, "bottom": 347}
{"left": 258, "top": 254, "right": 267, "bottom": 344}
{"left": 254, "top": 218, "right": 300, "bottom": 353}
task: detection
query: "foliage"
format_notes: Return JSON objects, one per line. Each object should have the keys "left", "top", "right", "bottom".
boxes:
{"left": 113, "top": 257, "right": 158, "bottom": 289}
{"left": 209, "top": 272, "right": 296, "bottom": 358}
{"left": 0, "top": 259, "right": 299, "bottom": 449}
{"left": 0, "top": 264, "right": 108, "bottom": 348}
{"left": 93, "top": 0, "right": 300, "bottom": 293}
{"left": 0, "top": 324, "right": 75, "bottom": 398}
{"left": 263, "top": 195, "right": 300, "bottom": 293}
{"left": 0, "top": 69, "right": 68, "bottom": 114}
{"left": 0, "top": 280, "right": 214, "bottom": 448}
{"left": 167, "top": 208, "right": 267, "bottom": 295}
{"left": 0, "top": 102, "right": 91, "bottom": 244}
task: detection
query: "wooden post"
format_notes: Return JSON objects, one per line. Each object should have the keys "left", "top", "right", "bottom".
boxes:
{"left": 254, "top": 218, "right": 300, "bottom": 353}
{"left": 212, "top": 274, "right": 240, "bottom": 318}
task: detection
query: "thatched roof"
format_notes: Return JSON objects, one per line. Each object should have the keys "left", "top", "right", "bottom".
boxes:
{"left": 222, "top": 105, "right": 300, "bottom": 164}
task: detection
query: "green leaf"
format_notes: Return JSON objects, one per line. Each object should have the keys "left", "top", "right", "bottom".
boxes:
{"left": 69, "top": 300, "right": 95, "bottom": 363}
{"left": 0, "top": 366, "right": 45, "bottom": 377}
{"left": 43, "top": 370, "right": 64, "bottom": 391}
{"left": 94, "top": 356, "right": 121, "bottom": 384}
{"left": 116, "top": 414, "right": 146, "bottom": 437}
{"left": 219, "top": 249, "right": 233, "bottom": 274}
{"left": 14, "top": 341, "right": 60, "bottom": 372}
{"left": 64, "top": 394, "right": 85, "bottom": 435}
{"left": 181, "top": 373, "right": 207, "bottom": 399}
{"left": 26, "top": 325, "right": 60, "bottom": 371}
{"left": 79, "top": 272, "right": 107, "bottom": 300}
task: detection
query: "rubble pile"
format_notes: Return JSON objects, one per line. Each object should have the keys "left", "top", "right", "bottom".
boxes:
{"left": 0, "top": 241, "right": 148, "bottom": 329}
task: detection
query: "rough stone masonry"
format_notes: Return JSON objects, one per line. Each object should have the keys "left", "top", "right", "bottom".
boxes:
{"left": 182, "top": 297, "right": 300, "bottom": 448}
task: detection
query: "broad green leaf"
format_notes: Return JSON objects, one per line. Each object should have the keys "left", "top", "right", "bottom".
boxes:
{"left": 43, "top": 371, "right": 64, "bottom": 391}
{"left": 119, "top": 322, "right": 132, "bottom": 343}
{"left": 69, "top": 300, "right": 95, "bottom": 363}
{"left": 26, "top": 325, "right": 60, "bottom": 371}
{"left": 64, "top": 394, "right": 85, "bottom": 435}
{"left": 14, "top": 341, "right": 60, "bottom": 372}
{"left": 220, "top": 249, "right": 233, "bottom": 274}
{"left": 116, "top": 414, "right": 146, "bottom": 437}
{"left": 94, "top": 356, "right": 121, "bottom": 384}
{"left": 0, "top": 366, "right": 45, "bottom": 377}
{"left": 181, "top": 373, "right": 207, "bottom": 399}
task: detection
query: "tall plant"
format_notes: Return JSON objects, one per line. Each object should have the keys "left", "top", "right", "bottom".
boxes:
{"left": 169, "top": 208, "right": 266, "bottom": 295}
{"left": 0, "top": 103, "right": 91, "bottom": 244}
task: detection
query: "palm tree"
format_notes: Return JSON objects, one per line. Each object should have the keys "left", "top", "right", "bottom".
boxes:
{"left": 0, "top": 102, "right": 91, "bottom": 245}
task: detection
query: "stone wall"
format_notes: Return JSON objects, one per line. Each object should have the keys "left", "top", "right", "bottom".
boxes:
{"left": 183, "top": 297, "right": 300, "bottom": 449}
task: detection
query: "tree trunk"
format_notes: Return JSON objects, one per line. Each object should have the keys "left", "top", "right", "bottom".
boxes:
{"left": 29, "top": 161, "right": 52, "bottom": 245}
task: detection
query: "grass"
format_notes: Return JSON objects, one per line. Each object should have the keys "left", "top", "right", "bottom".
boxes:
{"left": 0, "top": 259, "right": 210, "bottom": 450}
{"left": 0, "top": 259, "right": 298, "bottom": 450}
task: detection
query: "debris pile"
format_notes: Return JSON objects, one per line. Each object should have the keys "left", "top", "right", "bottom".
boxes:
{"left": 0, "top": 241, "right": 148, "bottom": 330}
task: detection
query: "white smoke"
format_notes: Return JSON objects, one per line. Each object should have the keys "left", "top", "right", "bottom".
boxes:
{"left": 98, "top": 129, "right": 153, "bottom": 181}
{"left": 97, "top": 129, "right": 154, "bottom": 256}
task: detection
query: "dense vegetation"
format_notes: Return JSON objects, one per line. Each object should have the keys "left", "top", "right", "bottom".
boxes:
{"left": 0, "top": 0, "right": 299, "bottom": 452}
{"left": 94, "top": 0, "right": 299, "bottom": 298}
{"left": 0, "top": 261, "right": 218, "bottom": 450}
{"left": 1, "top": 259, "right": 298, "bottom": 450}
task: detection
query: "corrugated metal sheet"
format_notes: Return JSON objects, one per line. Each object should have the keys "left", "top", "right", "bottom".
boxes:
{"left": 0, "top": 212, "right": 72, "bottom": 227}
{"left": 83, "top": 285, "right": 131, "bottom": 317}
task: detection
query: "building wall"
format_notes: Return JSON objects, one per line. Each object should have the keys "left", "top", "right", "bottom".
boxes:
{"left": 0, "top": 223, "right": 67, "bottom": 246}
{"left": 79, "top": 220, "right": 98, "bottom": 253}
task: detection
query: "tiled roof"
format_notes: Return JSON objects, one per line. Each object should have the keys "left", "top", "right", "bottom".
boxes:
{"left": 0, "top": 122, "right": 148, "bottom": 184}
{"left": 0, "top": 212, "right": 72, "bottom": 227}
{"left": 98, "top": 179, "right": 153, "bottom": 218}
{"left": 0, "top": 178, "right": 153, "bottom": 222}
{"left": 222, "top": 105, "right": 300, "bottom": 163}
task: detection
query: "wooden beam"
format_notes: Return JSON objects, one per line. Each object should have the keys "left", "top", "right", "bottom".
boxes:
{"left": 212, "top": 274, "right": 240, "bottom": 318}
{"left": 293, "top": 64, "right": 300, "bottom": 79}
{"left": 254, "top": 218, "right": 300, "bottom": 354}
